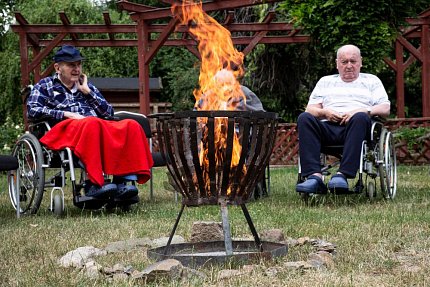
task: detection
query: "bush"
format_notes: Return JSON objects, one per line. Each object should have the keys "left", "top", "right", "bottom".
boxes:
{"left": 0, "top": 116, "right": 24, "bottom": 154}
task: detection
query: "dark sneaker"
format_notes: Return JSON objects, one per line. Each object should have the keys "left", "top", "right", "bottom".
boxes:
{"left": 85, "top": 183, "right": 118, "bottom": 199}
{"left": 115, "top": 183, "right": 138, "bottom": 200}
{"left": 296, "top": 175, "right": 327, "bottom": 194}
{"left": 328, "top": 173, "right": 349, "bottom": 193}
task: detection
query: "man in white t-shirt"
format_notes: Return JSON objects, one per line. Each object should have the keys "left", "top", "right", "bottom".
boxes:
{"left": 296, "top": 44, "right": 390, "bottom": 194}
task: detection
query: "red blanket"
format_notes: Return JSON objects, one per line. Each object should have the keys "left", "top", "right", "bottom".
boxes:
{"left": 40, "top": 117, "right": 154, "bottom": 187}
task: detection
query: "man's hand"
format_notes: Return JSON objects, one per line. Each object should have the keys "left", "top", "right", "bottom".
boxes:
{"left": 64, "top": 111, "right": 85, "bottom": 120}
{"left": 76, "top": 73, "right": 91, "bottom": 95}
{"left": 325, "top": 109, "right": 344, "bottom": 123}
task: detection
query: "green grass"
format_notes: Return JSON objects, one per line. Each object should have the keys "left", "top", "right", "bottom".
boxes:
{"left": 0, "top": 165, "right": 429, "bottom": 286}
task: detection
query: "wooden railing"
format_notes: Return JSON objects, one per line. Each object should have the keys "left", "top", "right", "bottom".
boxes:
{"left": 271, "top": 118, "right": 430, "bottom": 166}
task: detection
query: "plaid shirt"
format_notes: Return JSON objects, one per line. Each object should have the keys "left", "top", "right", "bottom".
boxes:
{"left": 27, "top": 73, "right": 114, "bottom": 120}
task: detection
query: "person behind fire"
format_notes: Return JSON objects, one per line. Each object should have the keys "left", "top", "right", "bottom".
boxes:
{"left": 296, "top": 44, "right": 390, "bottom": 194}
{"left": 27, "top": 45, "right": 153, "bottom": 200}
{"left": 194, "top": 68, "right": 264, "bottom": 112}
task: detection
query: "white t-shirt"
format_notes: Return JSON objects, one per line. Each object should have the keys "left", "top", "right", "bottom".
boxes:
{"left": 308, "top": 73, "right": 390, "bottom": 113}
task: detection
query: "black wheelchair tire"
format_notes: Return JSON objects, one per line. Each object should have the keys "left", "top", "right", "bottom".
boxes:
{"left": 8, "top": 133, "right": 45, "bottom": 215}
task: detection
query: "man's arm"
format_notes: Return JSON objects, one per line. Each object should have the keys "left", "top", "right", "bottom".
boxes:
{"left": 369, "top": 102, "right": 390, "bottom": 117}
{"left": 27, "top": 83, "right": 65, "bottom": 120}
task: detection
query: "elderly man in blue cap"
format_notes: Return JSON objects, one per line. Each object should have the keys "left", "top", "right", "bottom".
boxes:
{"left": 27, "top": 45, "right": 153, "bottom": 201}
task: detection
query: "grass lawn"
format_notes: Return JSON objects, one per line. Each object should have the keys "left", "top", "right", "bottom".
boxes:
{"left": 0, "top": 165, "right": 429, "bottom": 286}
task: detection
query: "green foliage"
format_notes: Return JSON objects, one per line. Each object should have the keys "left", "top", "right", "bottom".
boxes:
{"left": 278, "top": 0, "right": 428, "bottom": 71}
{"left": 167, "top": 66, "right": 200, "bottom": 111}
{"left": 394, "top": 126, "right": 430, "bottom": 151}
{"left": 0, "top": 116, "right": 24, "bottom": 153}
{"left": 150, "top": 47, "right": 200, "bottom": 108}
{"left": 0, "top": 33, "right": 22, "bottom": 124}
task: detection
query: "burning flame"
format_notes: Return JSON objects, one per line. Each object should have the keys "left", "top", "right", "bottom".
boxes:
{"left": 172, "top": 1, "right": 247, "bottom": 195}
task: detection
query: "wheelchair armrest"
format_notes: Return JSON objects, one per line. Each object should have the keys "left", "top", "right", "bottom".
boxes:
{"left": 0, "top": 155, "right": 18, "bottom": 171}
{"left": 101, "top": 115, "right": 120, "bottom": 121}
{"left": 371, "top": 115, "right": 386, "bottom": 123}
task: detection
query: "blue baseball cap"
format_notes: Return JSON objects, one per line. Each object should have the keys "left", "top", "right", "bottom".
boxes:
{"left": 53, "top": 45, "right": 84, "bottom": 63}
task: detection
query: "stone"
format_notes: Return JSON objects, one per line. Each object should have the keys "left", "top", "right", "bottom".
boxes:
{"left": 104, "top": 238, "right": 152, "bottom": 253}
{"left": 81, "top": 260, "right": 102, "bottom": 279}
{"left": 58, "top": 246, "right": 106, "bottom": 268}
{"left": 284, "top": 237, "right": 299, "bottom": 247}
{"left": 307, "top": 251, "right": 335, "bottom": 269}
{"left": 218, "top": 269, "right": 243, "bottom": 280}
{"left": 310, "top": 239, "right": 337, "bottom": 254}
{"left": 140, "top": 259, "right": 184, "bottom": 282}
{"left": 260, "top": 229, "right": 285, "bottom": 242}
{"left": 284, "top": 261, "right": 314, "bottom": 270}
{"left": 296, "top": 237, "right": 310, "bottom": 246}
{"left": 190, "top": 221, "right": 224, "bottom": 243}
{"left": 150, "top": 235, "right": 186, "bottom": 248}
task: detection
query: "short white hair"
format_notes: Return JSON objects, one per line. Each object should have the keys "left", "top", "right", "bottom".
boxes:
{"left": 336, "top": 44, "right": 361, "bottom": 58}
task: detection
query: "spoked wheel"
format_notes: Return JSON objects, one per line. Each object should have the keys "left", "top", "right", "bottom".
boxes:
{"left": 378, "top": 130, "right": 397, "bottom": 199}
{"left": 8, "top": 133, "right": 45, "bottom": 215}
{"left": 383, "top": 131, "right": 397, "bottom": 199}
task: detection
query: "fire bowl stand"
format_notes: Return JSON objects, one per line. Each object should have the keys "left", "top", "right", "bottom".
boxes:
{"left": 164, "top": 199, "right": 263, "bottom": 257}
{"left": 149, "top": 111, "right": 285, "bottom": 265}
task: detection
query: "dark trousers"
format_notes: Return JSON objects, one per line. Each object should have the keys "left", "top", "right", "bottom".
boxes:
{"left": 297, "top": 112, "right": 371, "bottom": 178}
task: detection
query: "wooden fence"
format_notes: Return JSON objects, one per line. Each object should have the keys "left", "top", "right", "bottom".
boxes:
{"left": 271, "top": 118, "right": 430, "bottom": 166}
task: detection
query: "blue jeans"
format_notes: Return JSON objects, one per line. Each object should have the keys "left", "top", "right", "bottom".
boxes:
{"left": 297, "top": 112, "right": 371, "bottom": 178}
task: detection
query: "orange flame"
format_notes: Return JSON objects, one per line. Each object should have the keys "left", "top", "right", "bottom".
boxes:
{"left": 172, "top": 1, "right": 246, "bottom": 195}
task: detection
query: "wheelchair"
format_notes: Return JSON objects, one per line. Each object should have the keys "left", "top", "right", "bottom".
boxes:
{"left": 297, "top": 117, "right": 397, "bottom": 201}
{"left": 8, "top": 115, "right": 140, "bottom": 216}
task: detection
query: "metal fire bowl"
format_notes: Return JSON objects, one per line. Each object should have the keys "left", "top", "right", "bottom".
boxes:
{"left": 147, "top": 240, "right": 288, "bottom": 268}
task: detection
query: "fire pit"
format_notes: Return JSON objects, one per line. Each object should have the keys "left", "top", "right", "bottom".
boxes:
{"left": 148, "top": 110, "right": 286, "bottom": 267}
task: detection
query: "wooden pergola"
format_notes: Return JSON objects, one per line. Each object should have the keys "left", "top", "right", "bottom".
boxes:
{"left": 11, "top": 0, "right": 309, "bottom": 120}
{"left": 11, "top": 1, "right": 430, "bottom": 119}
{"left": 384, "top": 7, "right": 430, "bottom": 118}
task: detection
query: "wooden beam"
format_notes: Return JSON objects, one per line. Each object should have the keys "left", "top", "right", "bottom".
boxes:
{"left": 397, "top": 35, "right": 423, "bottom": 62}
{"left": 28, "top": 33, "right": 66, "bottom": 72}
{"left": 406, "top": 18, "right": 430, "bottom": 25}
{"left": 36, "top": 35, "right": 310, "bottom": 48}
{"left": 11, "top": 22, "right": 299, "bottom": 35}
{"left": 145, "top": 17, "right": 179, "bottom": 64}
{"left": 103, "top": 12, "right": 115, "bottom": 40}
{"left": 11, "top": 24, "right": 136, "bottom": 34}
{"left": 116, "top": 0, "right": 156, "bottom": 12}
{"left": 59, "top": 12, "right": 78, "bottom": 41}
{"left": 223, "top": 11, "right": 235, "bottom": 25}
{"left": 14, "top": 12, "right": 39, "bottom": 46}
{"left": 242, "top": 12, "right": 275, "bottom": 55}
{"left": 124, "top": 0, "right": 283, "bottom": 21}
{"left": 421, "top": 24, "right": 430, "bottom": 116}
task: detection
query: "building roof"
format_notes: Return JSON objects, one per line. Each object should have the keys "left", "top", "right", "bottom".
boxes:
{"left": 89, "top": 77, "right": 163, "bottom": 92}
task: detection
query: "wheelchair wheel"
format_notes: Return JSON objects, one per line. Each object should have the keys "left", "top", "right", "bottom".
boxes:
{"left": 366, "top": 180, "right": 375, "bottom": 201}
{"left": 8, "top": 133, "right": 45, "bottom": 215}
{"left": 378, "top": 130, "right": 397, "bottom": 199}
{"left": 52, "top": 194, "right": 64, "bottom": 216}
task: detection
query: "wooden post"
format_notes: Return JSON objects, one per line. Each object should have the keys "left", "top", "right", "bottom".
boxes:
{"left": 137, "top": 19, "right": 151, "bottom": 115}
{"left": 395, "top": 41, "right": 405, "bottom": 118}
{"left": 422, "top": 24, "right": 430, "bottom": 117}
